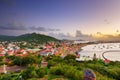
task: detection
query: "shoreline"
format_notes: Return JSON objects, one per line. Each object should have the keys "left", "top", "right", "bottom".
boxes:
{"left": 77, "top": 43, "right": 120, "bottom": 61}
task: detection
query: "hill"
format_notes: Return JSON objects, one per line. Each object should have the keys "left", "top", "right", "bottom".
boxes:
{"left": 0, "top": 33, "right": 59, "bottom": 43}
{"left": 0, "top": 35, "right": 15, "bottom": 41}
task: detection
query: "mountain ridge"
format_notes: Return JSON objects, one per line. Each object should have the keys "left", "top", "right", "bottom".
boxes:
{"left": 0, "top": 33, "right": 59, "bottom": 43}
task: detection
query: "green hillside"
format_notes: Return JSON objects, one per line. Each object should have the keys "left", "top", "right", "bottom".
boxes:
{"left": 0, "top": 35, "right": 15, "bottom": 41}
{"left": 0, "top": 33, "right": 59, "bottom": 43}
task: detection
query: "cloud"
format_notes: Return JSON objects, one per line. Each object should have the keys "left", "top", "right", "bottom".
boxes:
{"left": 0, "top": 23, "right": 27, "bottom": 30}
{"left": 76, "top": 30, "right": 83, "bottom": 37}
{"left": 0, "top": 29, "right": 29, "bottom": 36}
{"left": 104, "top": 19, "right": 111, "bottom": 24}
{"left": 49, "top": 30, "right": 94, "bottom": 40}
{"left": 75, "top": 30, "right": 120, "bottom": 41}
{"left": 29, "top": 26, "right": 46, "bottom": 31}
{"left": 0, "top": 23, "right": 60, "bottom": 32}
{"left": 75, "top": 30, "right": 93, "bottom": 40}
{"left": 91, "top": 31, "right": 120, "bottom": 41}
{"left": 29, "top": 26, "right": 60, "bottom": 31}
{"left": 48, "top": 28, "right": 60, "bottom": 31}
{"left": 49, "top": 33, "right": 75, "bottom": 40}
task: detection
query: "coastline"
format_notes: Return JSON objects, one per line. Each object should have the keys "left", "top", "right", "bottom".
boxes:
{"left": 78, "top": 43, "right": 120, "bottom": 61}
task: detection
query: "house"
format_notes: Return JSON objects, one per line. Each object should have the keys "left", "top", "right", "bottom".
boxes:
{"left": 40, "top": 50, "right": 51, "bottom": 56}
{"left": 7, "top": 50, "right": 14, "bottom": 56}
{"left": 0, "top": 54, "right": 4, "bottom": 56}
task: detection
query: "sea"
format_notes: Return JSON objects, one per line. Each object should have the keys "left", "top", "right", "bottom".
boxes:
{"left": 79, "top": 43, "right": 120, "bottom": 61}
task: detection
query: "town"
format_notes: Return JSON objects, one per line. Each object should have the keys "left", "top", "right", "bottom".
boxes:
{"left": 1, "top": 0, "right": 120, "bottom": 80}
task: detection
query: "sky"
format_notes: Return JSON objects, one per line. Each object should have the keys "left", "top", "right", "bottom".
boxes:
{"left": 0, "top": 0, "right": 120, "bottom": 40}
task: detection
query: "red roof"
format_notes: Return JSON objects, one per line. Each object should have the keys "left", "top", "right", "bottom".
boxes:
{"left": 104, "top": 59, "right": 111, "bottom": 63}
{"left": 40, "top": 49, "right": 51, "bottom": 53}
{"left": 0, "top": 54, "right": 4, "bottom": 56}
{"left": 8, "top": 50, "right": 13, "bottom": 52}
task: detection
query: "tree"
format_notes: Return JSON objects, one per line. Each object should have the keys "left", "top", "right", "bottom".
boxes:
{"left": 64, "top": 54, "right": 76, "bottom": 60}
{"left": 0, "top": 56, "right": 3, "bottom": 61}
{"left": 36, "top": 68, "right": 47, "bottom": 78}
{"left": 23, "top": 53, "right": 40, "bottom": 65}
{"left": 12, "top": 56, "right": 22, "bottom": 66}
{"left": 22, "top": 65, "right": 38, "bottom": 79}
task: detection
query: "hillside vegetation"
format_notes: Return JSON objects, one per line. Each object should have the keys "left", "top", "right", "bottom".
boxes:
{"left": 0, "top": 54, "right": 120, "bottom": 80}
{"left": 0, "top": 33, "right": 59, "bottom": 43}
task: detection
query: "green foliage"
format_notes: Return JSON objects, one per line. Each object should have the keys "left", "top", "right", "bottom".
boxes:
{"left": 10, "top": 53, "right": 41, "bottom": 66}
{"left": 22, "top": 54, "right": 40, "bottom": 65}
{"left": 0, "top": 35, "right": 15, "bottom": 41}
{"left": 1, "top": 53, "right": 120, "bottom": 80}
{"left": 22, "top": 65, "right": 47, "bottom": 79}
{"left": 47, "top": 60, "right": 57, "bottom": 68}
{"left": 50, "top": 64, "right": 83, "bottom": 80}
{"left": 0, "top": 33, "right": 59, "bottom": 44}
{"left": 6, "top": 55, "right": 16, "bottom": 60}
{"left": 0, "top": 73, "right": 20, "bottom": 80}
{"left": 64, "top": 54, "right": 77, "bottom": 66}
{"left": 0, "top": 74, "right": 12, "bottom": 80}
{"left": 22, "top": 65, "right": 38, "bottom": 79}
{"left": 36, "top": 68, "right": 47, "bottom": 78}
{"left": 86, "top": 61, "right": 120, "bottom": 80}
{"left": 64, "top": 54, "right": 76, "bottom": 60}
{"left": 47, "top": 56, "right": 63, "bottom": 68}
{"left": 49, "top": 56, "right": 64, "bottom": 63}
{"left": 0, "top": 56, "right": 4, "bottom": 61}
{"left": 12, "top": 56, "right": 23, "bottom": 66}
{"left": 50, "top": 66, "right": 63, "bottom": 75}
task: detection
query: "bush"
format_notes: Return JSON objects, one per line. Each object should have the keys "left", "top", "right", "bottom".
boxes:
{"left": 22, "top": 65, "right": 38, "bottom": 79}
{"left": 50, "top": 66, "right": 63, "bottom": 75}
{"left": 64, "top": 54, "right": 76, "bottom": 60}
{"left": 12, "top": 56, "right": 23, "bottom": 66}
{"left": 0, "top": 56, "right": 3, "bottom": 61}
{"left": 74, "top": 71, "right": 83, "bottom": 80}
{"left": 47, "top": 60, "right": 57, "bottom": 68}
{"left": 22, "top": 65, "right": 47, "bottom": 79}
{"left": 36, "top": 68, "right": 47, "bottom": 78}
{"left": 50, "top": 64, "right": 83, "bottom": 80}
{"left": 0, "top": 74, "right": 11, "bottom": 80}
